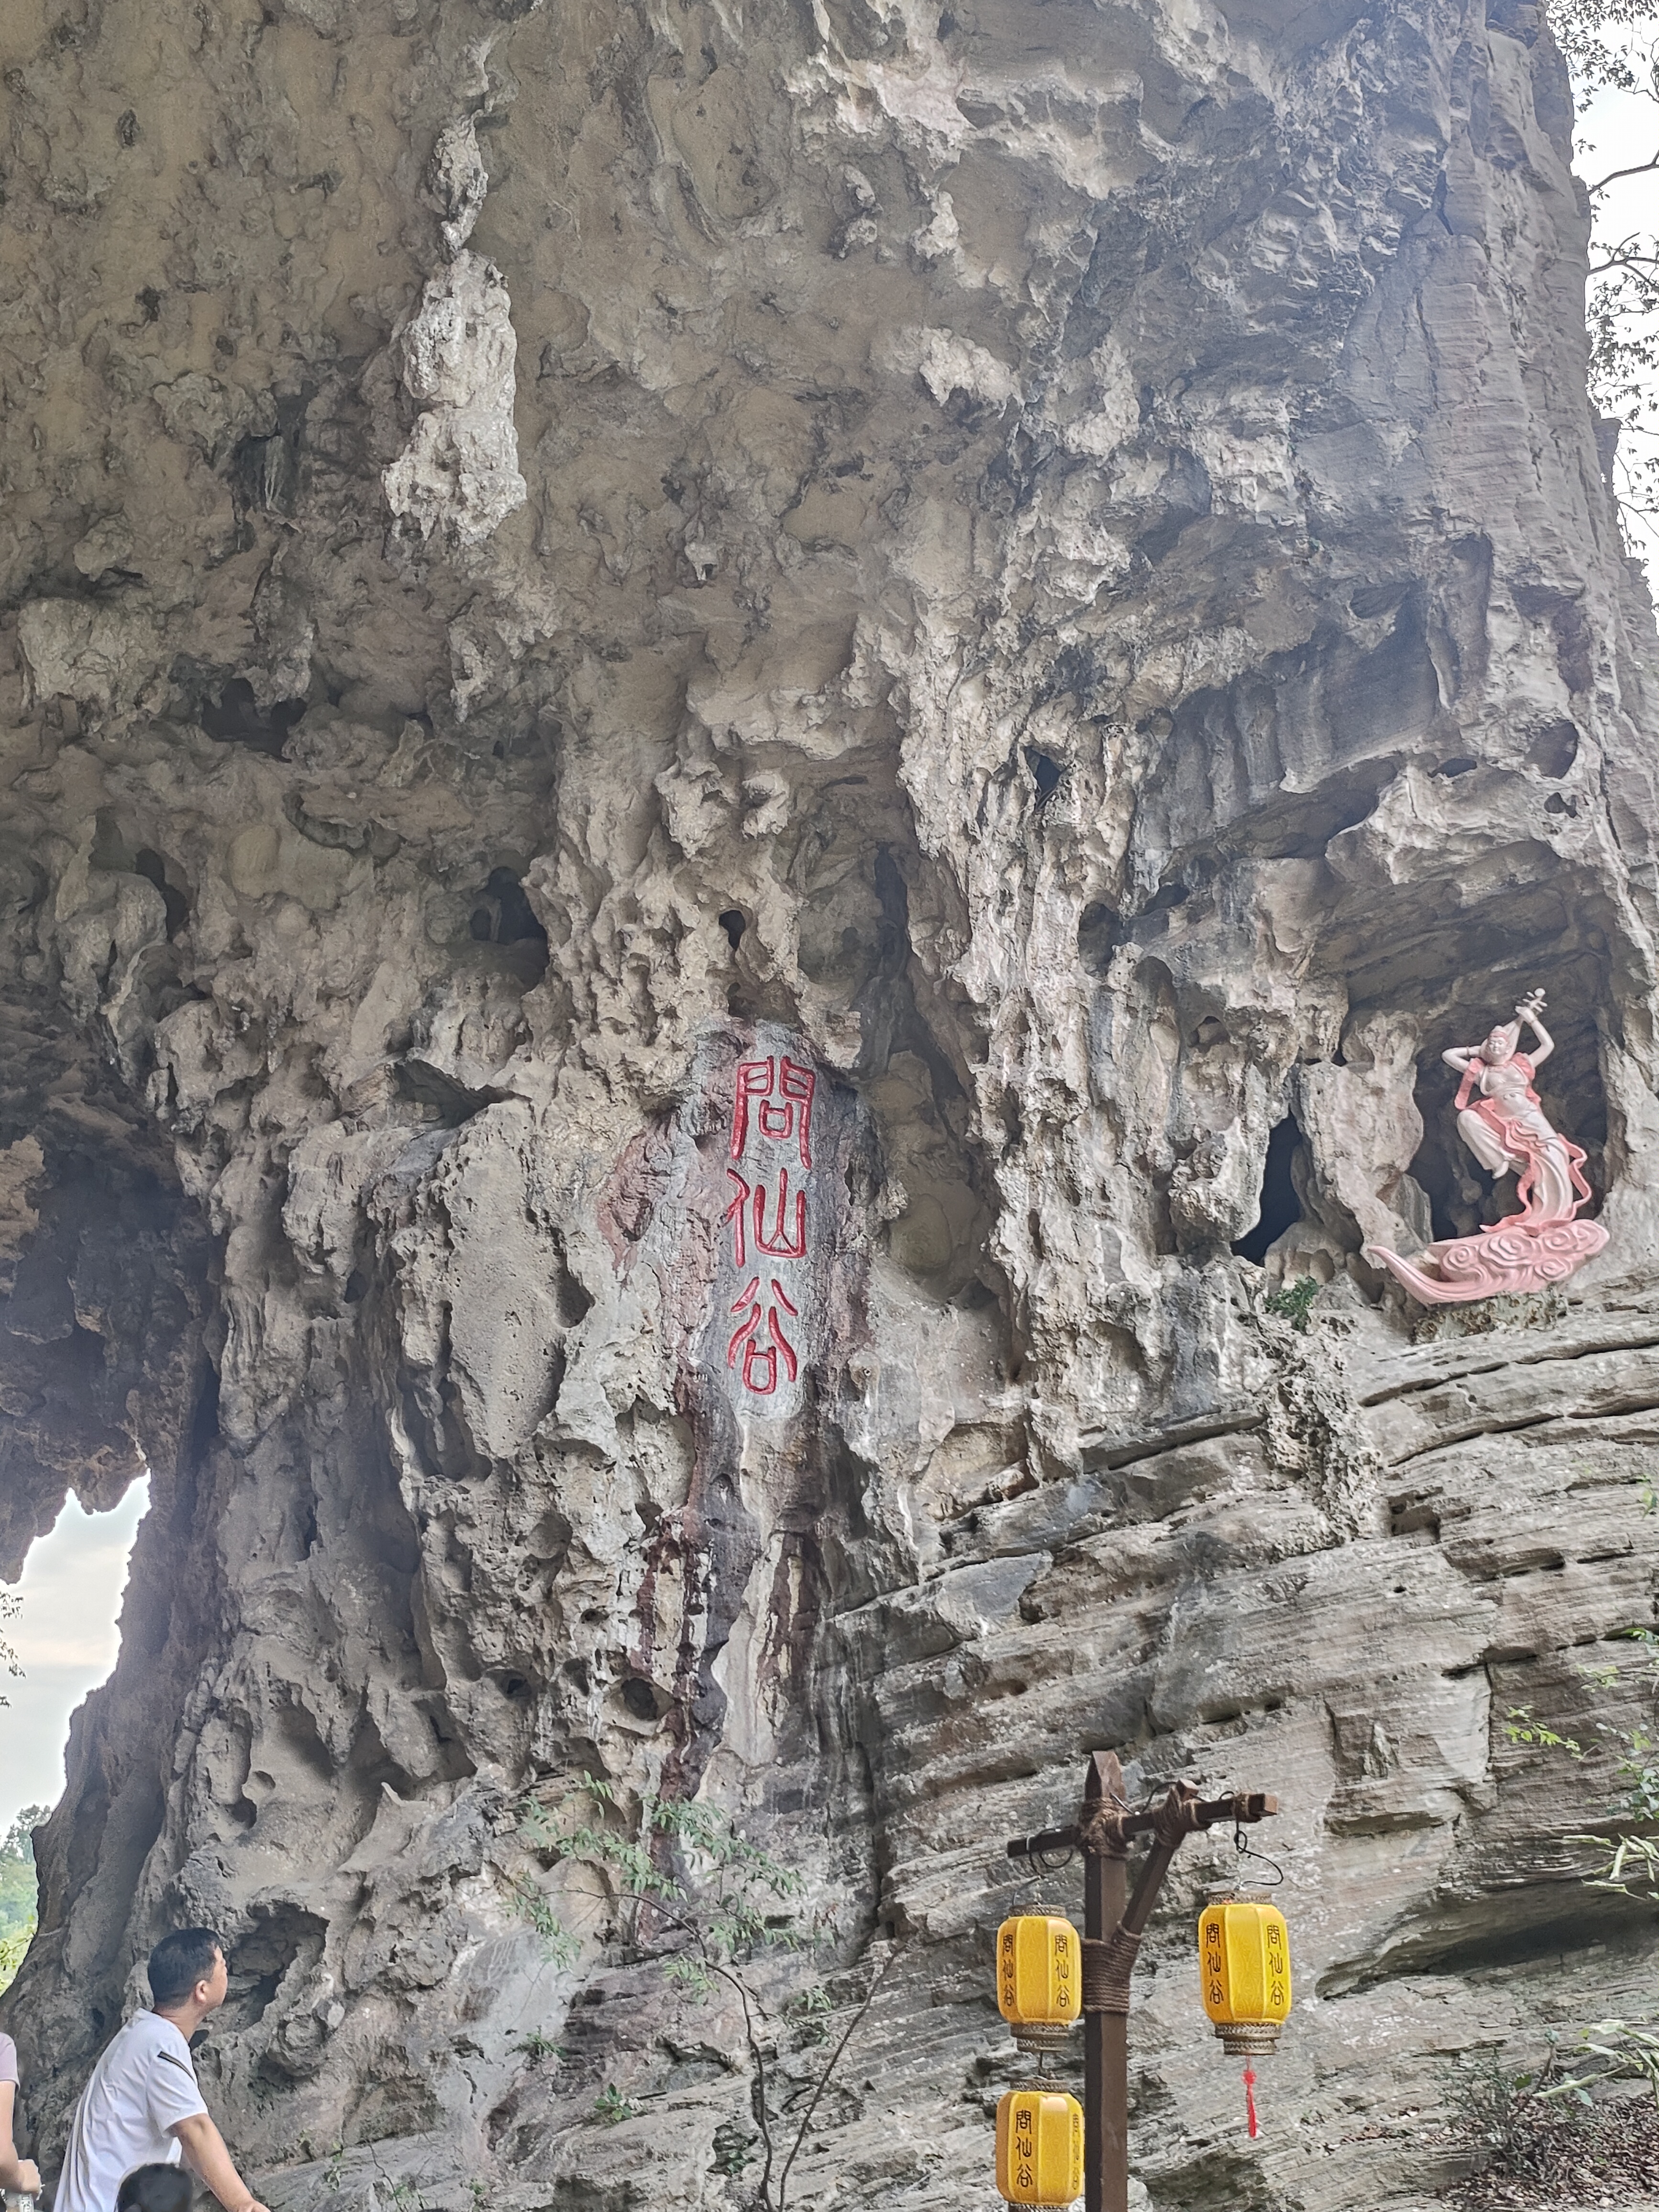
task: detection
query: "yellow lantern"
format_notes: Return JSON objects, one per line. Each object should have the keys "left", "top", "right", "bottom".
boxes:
{"left": 996, "top": 1915, "right": 1081, "bottom": 2054}
{"left": 995, "top": 2089, "right": 1084, "bottom": 2206}
{"left": 1197, "top": 1897, "right": 1292, "bottom": 2056}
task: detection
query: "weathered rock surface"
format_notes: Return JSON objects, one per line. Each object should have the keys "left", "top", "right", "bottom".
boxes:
{"left": 1, "top": 0, "right": 1657, "bottom": 2207}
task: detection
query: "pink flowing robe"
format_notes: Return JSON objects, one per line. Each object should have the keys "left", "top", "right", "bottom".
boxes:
{"left": 1452, "top": 1051, "right": 1593, "bottom": 1228}
{"left": 1362, "top": 1047, "right": 1607, "bottom": 1305}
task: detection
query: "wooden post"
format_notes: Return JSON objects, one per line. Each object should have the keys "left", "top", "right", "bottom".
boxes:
{"left": 1083, "top": 1753, "right": 1128, "bottom": 2212}
{"left": 1005, "top": 1759, "right": 1279, "bottom": 2212}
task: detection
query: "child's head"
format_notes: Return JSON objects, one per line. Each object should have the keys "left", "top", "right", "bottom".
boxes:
{"left": 116, "top": 2165, "right": 193, "bottom": 2212}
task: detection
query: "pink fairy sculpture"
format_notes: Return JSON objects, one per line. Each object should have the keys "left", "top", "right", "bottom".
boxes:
{"left": 1364, "top": 991, "right": 1608, "bottom": 1305}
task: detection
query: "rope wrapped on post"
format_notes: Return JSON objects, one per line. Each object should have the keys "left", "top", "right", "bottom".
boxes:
{"left": 1080, "top": 1931, "right": 1139, "bottom": 2015}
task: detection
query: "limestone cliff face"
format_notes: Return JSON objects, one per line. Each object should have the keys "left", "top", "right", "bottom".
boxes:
{"left": 2, "top": 0, "right": 1657, "bottom": 2205}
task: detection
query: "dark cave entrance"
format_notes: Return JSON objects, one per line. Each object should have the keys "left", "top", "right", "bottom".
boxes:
{"left": 1233, "top": 1115, "right": 1304, "bottom": 1265}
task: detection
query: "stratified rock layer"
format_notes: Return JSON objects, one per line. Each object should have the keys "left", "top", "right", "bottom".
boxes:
{"left": 1, "top": 0, "right": 1657, "bottom": 2206}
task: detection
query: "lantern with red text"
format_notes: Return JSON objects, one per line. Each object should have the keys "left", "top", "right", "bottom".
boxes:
{"left": 995, "top": 1915, "right": 1081, "bottom": 2057}
{"left": 1197, "top": 1898, "right": 1292, "bottom": 2057}
{"left": 995, "top": 2089, "right": 1084, "bottom": 2206}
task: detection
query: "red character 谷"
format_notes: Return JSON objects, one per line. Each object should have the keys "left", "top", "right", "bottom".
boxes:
{"left": 726, "top": 1276, "right": 800, "bottom": 1396}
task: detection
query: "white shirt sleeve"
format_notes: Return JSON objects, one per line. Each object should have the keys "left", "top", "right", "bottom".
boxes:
{"left": 147, "top": 2038, "right": 209, "bottom": 2133}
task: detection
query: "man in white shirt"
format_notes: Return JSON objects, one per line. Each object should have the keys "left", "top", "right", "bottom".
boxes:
{"left": 56, "top": 1929, "right": 271, "bottom": 2212}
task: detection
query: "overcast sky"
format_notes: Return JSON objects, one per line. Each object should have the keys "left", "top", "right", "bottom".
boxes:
{"left": 1, "top": 1482, "right": 147, "bottom": 1839}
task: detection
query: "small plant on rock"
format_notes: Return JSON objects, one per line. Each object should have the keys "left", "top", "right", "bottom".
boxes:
{"left": 1265, "top": 1275, "right": 1320, "bottom": 1332}
{"left": 512, "top": 2029, "right": 565, "bottom": 2066}
{"left": 1508, "top": 1626, "right": 1659, "bottom": 1842}
{"left": 711, "top": 2118, "right": 758, "bottom": 2177}
{"left": 1445, "top": 2041, "right": 1564, "bottom": 2179}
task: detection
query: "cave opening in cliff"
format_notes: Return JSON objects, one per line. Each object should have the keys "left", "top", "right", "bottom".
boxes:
{"left": 186, "top": 672, "right": 309, "bottom": 756}
{"left": 0, "top": 1480, "right": 150, "bottom": 1993}
{"left": 1232, "top": 1115, "right": 1305, "bottom": 1265}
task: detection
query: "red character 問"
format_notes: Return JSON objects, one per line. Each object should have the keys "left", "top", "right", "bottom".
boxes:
{"left": 730, "top": 1056, "right": 815, "bottom": 1169}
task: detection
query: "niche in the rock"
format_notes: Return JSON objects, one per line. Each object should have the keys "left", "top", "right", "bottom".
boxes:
{"left": 394, "top": 1062, "right": 510, "bottom": 1128}
{"left": 1078, "top": 900, "right": 1120, "bottom": 976}
{"left": 465, "top": 865, "right": 549, "bottom": 984}
{"left": 1527, "top": 720, "right": 1580, "bottom": 778}
{"left": 221, "top": 1902, "right": 328, "bottom": 2031}
{"left": 1024, "top": 746, "right": 1062, "bottom": 802}
{"left": 1236, "top": 768, "right": 1392, "bottom": 862}
{"left": 1142, "top": 593, "right": 1436, "bottom": 863}
{"left": 618, "top": 1675, "right": 670, "bottom": 1723}
{"left": 87, "top": 818, "right": 191, "bottom": 938}
{"left": 1330, "top": 870, "right": 1611, "bottom": 1244}
{"left": 179, "top": 668, "right": 308, "bottom": 756}
{"left": 230, "top": 392, "right": 308, "bottom": 519}
{"left": 1232, "top": 1115, "right": 1305, "bottom": 1265}
{"left": 133, "top": 849, "right": 190, "bottom": 938}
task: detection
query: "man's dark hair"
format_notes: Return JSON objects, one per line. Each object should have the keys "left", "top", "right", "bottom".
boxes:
{"left": 146, "top": 1927, "right": 223, "bottom": 2008}
{"left": 117, "top": 2168, "right": 193, "bottom": 2212}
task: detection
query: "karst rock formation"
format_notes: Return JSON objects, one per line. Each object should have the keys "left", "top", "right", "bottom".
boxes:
{"left": 2, "top": 0, "right": 1657, "bottom": 2205}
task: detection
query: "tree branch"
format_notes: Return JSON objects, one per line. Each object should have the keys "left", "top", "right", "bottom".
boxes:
{"left": 610, "top": 1890, "right": 784, "bottom": 2201}
{"left": 774, "top": 1939, "right": 909, "bottom": 2212}
{"left": 1589, "top": 148, "right": 1659, "bottom": 195}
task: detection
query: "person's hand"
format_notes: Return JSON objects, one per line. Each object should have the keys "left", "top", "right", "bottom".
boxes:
{"left": 12, "top": 2159, "right": 41, "bottom": 2195}
{"left": 230, "top": 2198, "right": 270, "bottom": 2212}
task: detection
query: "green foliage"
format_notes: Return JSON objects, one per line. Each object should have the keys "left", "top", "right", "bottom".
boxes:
{"left": 592, "top": 2084, "right": 639, "bottom": 2127}
{"left": 711, "top": 2119, "right": 758, "bottom": 2177}
{"left": 0, "top": 1803, "right": 44, "bottom": 1990}
{"left": 1265, "top": 1276, "right": 1319, "bottom": 1332}
{"left": 515, "top": 1776, "right": 807, "bottom": 1975}
{"left": 1582, "top": 1629, "right": 1659, "bottom": 1822}
{"left": 1504, "top": 1708, "right": 1587, "bottom": 1759}
{"left": 1542, "top": 2017, "right": 1659, "bottom": 2108}
{"left": 503, "top": 1872, "right": 581, "bottom": 1968}
{"left": 1504, "top": 1637, "right": 1659, "bottom": 1929}
{"left": 1504, "top": 1629, "right": 1659, "bottom": 1823}
{"left": 1577, "top": 1829, "right": 1659, "bottom": 1899}
{"left": 511, "top": 2030, "right": 565, "bottom": 2066}
{"left": 0, "top": 1915, "right": 34, "bottom": 1996}
{"left": 1488, "top": 1620, "right": 1659, "bottom": 2171}
{"left": 791, "top": 1983, "right": 834, "bottom": 2047}
{"left": 0, "top": 1589, "right": 21, "bottom": 1710}
{"left": 1445, "top": 2041, "right": 1567, "bottom": 2177}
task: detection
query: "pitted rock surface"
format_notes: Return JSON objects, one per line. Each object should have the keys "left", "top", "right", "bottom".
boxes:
{"left": 1, "top": 0, "right": 1657, "bottom": 2208}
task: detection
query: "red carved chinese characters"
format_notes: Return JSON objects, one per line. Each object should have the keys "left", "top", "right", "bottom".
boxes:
{"left": 724, "top": 1055, "right": 815, "bottom": 1398}
{"left": 730, "top": 1054, "right": 814, "bottom": 1168}
{"left": 727, "top": 1276, "right": 800, "bottom": 1394}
